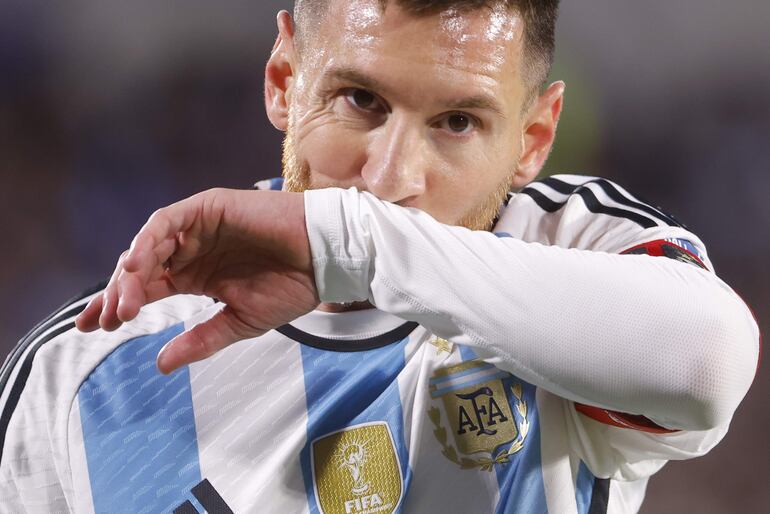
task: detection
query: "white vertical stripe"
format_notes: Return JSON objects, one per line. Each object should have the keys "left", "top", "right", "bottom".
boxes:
{"left": 537, "top": 390, "right": 579, "bottom": 514}
{"left": 400, "top": 342, "right": 501, "bottom": 513}
{"left": 188, "top": 314, "right": 310, "bottom": 514}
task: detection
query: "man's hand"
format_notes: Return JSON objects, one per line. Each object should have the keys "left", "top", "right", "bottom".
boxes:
{"left": 75, "top": 188, "right": 319, "bottom": 374}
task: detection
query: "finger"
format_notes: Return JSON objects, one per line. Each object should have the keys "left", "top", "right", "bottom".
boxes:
{"left": 97, "top": 250, "right": 131, "bottom": 332}
{"left": 75, "top": 294, "right": 104, "bottom": 332}
{"left": 99, "top": 279, "right": 123, "bottom": 332}
{"left": 116, "top": 197, "right": 202, "bottom": 320}
{"left": 76, "top": 249, "right": 125, "bottom": 332}
{"left": 116, "top": 272, "right": 177, "bottom": 322}
{"left": 122, "top": 236, "right": 178, "bottom": 291}
{"left": 124, "top": 194, "right": 213, "bottom": 273}
{"left": 117, "top": 234, "right": 180, "bottom": 322}
{"left": 115, "top": 269, "right": 145, "bottom": 322}
{"left": 156, "top": 305, "right": 261, "bottom": 374}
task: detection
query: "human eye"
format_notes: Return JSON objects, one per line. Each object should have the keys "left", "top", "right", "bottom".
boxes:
{"left": 342, "top": 88, "right": 387, "bottom": 113}
{"left": 434, "top": 112, "right": 480, "bottom": 136}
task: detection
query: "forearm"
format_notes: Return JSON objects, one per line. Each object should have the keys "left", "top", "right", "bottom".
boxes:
{"left": 305, "top": 187, "right": 759, "bottom": 430}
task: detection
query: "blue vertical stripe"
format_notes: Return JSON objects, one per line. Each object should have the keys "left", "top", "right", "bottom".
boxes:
{"left": 493, "top": 376, "right": 548, "bottom": 514}
{"left": 575, "top": 461, "right": 596, "bottom": 514}
{"left": 78, "top": 324, "right": 204, "bottom": 514}
{"left": 458, "top": 344, "right": 478, "bottom": 361}
{"left": 299, "top": 340, "right": 411, "bottom": 514}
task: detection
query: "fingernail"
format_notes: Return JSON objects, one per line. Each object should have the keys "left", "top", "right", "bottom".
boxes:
{"left": 157, "top": 342, "right": 173, "bottom": 375}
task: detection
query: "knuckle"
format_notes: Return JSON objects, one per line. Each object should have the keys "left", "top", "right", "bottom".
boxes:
{"left": 147, "top": 206, "right": 169, "bottom": 225}
{"left": 195, "top": 188, "right": 223, "bottom": 205}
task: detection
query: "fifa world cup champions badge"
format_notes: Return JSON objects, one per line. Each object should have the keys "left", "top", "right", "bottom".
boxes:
{"left": 428, "top": 360, "right": 529, "bottom": 470}
{"left": 311, "top": 422, "right": 404, "bottom": 514}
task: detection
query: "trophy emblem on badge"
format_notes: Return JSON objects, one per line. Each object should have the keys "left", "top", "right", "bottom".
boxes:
{"left": 338, "top": 441, "right": 371, "bottom": 495}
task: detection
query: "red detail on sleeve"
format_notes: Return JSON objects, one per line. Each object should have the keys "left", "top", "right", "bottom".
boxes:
{"left": 621, "top": 239, "right": 708, "bottom": 270}
{"left": 622, "top": 241, "right": 666, "bottom": 257}
{"left": 574, "top": 403, "right": 679, "bottom": 434}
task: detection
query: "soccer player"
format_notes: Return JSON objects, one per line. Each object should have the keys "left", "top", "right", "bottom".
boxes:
{"left": 0, "top": 1, "right": 760, "bottom": 513}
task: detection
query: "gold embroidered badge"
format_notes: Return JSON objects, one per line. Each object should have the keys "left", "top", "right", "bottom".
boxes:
{"left": 428, "top": 360, "right": 529, "bottom": 471}
{"left": 311, "top": 422, "right": 404, "bottom": 514}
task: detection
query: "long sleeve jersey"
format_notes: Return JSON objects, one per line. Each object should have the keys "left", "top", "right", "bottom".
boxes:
{"left": 0, "top": 175, "right": 759, "bottom": 514}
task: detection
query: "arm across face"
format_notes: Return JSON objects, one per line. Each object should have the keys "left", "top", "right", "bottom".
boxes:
{"left": 78, "top": 179, "right": 759, "bottom": 437}
{"left": 301, "top": 183, "right": 759, "bottom": 432}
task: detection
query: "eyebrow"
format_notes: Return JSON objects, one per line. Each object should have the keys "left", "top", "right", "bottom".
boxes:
{"left": 323, "top": 66, "right": 506, "bottom": 118}
{"left": 323, "top": 67, "right": 391, "bottom": 97}
{"left": 445, "top": 95, "right": 506, "bottom": 118}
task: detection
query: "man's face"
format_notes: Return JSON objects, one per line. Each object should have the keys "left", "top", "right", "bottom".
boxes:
{"left": 274, "top": 0, "right": 543, "bottom": 230}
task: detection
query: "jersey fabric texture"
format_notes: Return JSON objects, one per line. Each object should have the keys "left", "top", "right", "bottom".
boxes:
{"left": 0, "top": 175, "right": 759, "bottom": 514}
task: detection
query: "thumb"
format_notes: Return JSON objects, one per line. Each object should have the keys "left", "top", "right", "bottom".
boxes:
{"left": 156, "top": 306, "right": 262, "bottom": 374}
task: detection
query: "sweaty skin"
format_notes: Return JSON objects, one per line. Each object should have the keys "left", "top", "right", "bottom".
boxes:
{"left": 277, "top": 1, "right": 562, "bottom": 229}
{"left": 77, "top": 1, "right": 565, "bottom": 373}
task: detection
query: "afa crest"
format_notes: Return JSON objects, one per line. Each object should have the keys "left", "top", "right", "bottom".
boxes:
{"left": 311, "top": 422, "right": 404, "bottom": 514}
{"left": 428, "top": 360, "right": 529, "bottom": 471}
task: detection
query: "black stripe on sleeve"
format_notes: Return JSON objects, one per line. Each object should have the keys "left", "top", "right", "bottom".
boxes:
{"left": 0, "top": 302, "right": 87, "bottom": 393}
{"left": 539, "top": 176, "right": 579, "bottom": 195}
{"left": 518, "top": 187, "right": 565, "bottom": 213}
{"left": 0, "top": 322, "right": 76, "bottom": 465}
{"left": 545, "top": 176, "right": 683, "bottom": 228}
{"left": 540, "top": 176, "right": 685, "bottom": 228}
{"left": 575, "top": 187, "right": 658, "bottom": 229}
{"left": 0, "top": 281, "right": 107, "bottom": 391}
{"left": 0, "top": 281, "right": 106, "bottom": 467}
{"left": 593, "top": 179, "right": 682, "bottom": 228}
{"left": 588, "top": 478, "right": 611, "bottom": 514}
{"left": 520, "top": 178, "right": 660, "bottom": 229}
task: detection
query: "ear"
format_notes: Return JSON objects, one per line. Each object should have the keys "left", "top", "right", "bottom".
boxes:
{"left": 264, "top": 10, "right": 297, "bottom": 131}
{"left": 512, "top": 81, "right": 565, "bottom": 188}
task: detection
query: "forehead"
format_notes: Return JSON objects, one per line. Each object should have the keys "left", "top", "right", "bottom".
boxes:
{"left": 306, "top": 0, "right": 526, "bottom": 102}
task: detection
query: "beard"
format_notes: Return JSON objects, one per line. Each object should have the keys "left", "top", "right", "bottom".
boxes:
{"left": 281, "top": 116, "right": 514, "bottom": 232}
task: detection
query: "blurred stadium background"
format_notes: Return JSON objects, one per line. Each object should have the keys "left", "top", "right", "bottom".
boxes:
{"left": 1, "top": 1, "right": 767, "bottom": 512}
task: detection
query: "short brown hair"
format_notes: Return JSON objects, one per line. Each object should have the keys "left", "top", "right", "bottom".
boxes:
{"left": 294, "top": 0, "right": 560, "bottom": 92}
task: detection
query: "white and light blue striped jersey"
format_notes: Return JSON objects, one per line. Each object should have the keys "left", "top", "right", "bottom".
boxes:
{"left": 0, "top": 175, "right": 757, "bottom": 514}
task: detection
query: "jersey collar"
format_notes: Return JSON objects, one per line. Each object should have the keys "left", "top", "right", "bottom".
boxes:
{"left": 277, "top": 308, "right": 418, "bottom": 352}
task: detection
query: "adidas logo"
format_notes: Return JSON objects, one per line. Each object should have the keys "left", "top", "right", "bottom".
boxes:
{"left": 173, "top": 479, "right": 233, "bottom": 514}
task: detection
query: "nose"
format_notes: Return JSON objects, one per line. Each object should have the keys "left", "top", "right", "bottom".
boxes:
{"left": 361, "top": 115, "right": 428, "bottom": 205}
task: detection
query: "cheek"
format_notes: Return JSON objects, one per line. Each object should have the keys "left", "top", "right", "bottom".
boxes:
{"left": 297, "top": 124, "right": 369, "bottom": 186}
{"left": 431, "top": 137, "right": 516, "bottom": 222}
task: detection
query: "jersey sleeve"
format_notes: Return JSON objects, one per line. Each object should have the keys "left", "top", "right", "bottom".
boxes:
{"left": 0, "top": 285, "right": 212, "bottom": 513}
{"left": 500, "top": 174, "right": 712, "bottom": 268}
{"left": 0, "top": 284, "right": 105, "bottom": 513}
{"left": 503, "top": 175, "right": 759, "bottom": 478}
{"left": 302, "top": 177, "right": 760, "bottom": 476}
{"left": 502, "top": 175, "right": 710, "bottom": 432}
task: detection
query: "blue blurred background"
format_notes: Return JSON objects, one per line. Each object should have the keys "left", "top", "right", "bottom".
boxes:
{"left": 1, "top": 1, "right": 767, "bottom": 511}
